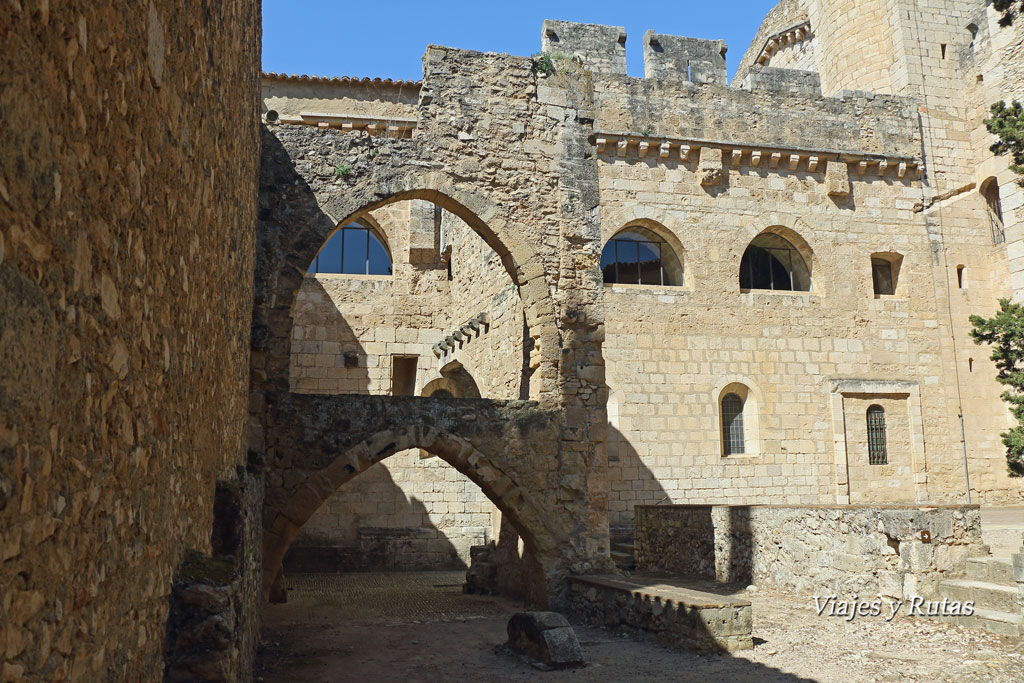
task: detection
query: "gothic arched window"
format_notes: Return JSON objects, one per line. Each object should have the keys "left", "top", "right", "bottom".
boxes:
{"left": 307, "top": 222, "right": 393, "bottom": 276}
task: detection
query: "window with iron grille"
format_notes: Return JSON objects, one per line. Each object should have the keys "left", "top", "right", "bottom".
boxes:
{"left": 867, "top": 405, "right": 888, "bottom": 465}
{"left": 721, "top": 393, "right": 745, "bottom": 456}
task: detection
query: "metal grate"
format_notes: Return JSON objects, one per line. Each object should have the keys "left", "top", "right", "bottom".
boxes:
{"left": 721, "top": 393, "right": 745, "bottom": 456}
{"left": 867, "top": 405, "right": 888, "bottom": 465}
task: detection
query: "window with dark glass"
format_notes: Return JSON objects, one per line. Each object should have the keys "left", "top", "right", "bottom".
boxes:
{"left": 601, "top": 228, "right": 683, "bottom": 286}
{"left": 721, "top": 393, "right": 746, "bottom": 456}
{"left": 739, "top": 233, "right": 811, "bottom": 292}
{"left": 307, "top": 223, "right": 393, "bottom": 275}
{"left": 867, "top": 405, "right": 888, "bottom": 465}
{"left": 872, "top": 258, "right": 895, "bottom": 296}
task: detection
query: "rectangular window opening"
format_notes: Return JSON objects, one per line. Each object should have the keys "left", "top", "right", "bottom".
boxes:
{"left": 391, "top": 356, "right": 418, "bottom": 396}
{"left": 872, "top": 260, "right": 895, "bottom": 296}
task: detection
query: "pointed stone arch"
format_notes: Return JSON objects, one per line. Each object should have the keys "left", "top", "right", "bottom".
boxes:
{"left": 262, "top": 419, "right": 562, "bottom": 604}
{"left": 254, "top": 128, "right": 560, "bottom": 405}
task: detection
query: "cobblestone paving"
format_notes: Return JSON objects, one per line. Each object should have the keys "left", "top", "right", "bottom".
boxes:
{"left": 256, "top": 572, "right": 1024, "bottom": 683}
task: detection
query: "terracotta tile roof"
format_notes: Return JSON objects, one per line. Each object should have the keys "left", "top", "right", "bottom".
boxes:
{"left": 262, "top": 71, "right": 421, "bottom": 86}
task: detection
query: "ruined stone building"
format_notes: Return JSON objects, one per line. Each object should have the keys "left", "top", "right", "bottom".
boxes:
{"left": 262, "top": 0, "right": 1024, "bottom": 575}
{"left": 2, "top": 0, "right": 1024, "bottom": 679}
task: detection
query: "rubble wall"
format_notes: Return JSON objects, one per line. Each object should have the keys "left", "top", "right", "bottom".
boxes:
{"left": 0, "top": 0, "right": 260, "bottom": 679}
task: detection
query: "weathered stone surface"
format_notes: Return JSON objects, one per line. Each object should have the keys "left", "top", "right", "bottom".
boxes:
{"left": 1, "top": 0, "right": 260, "bottom": 679}
{"left": 567, "top": 575, "right": 753, "bottom": 652}
{"left": 635, "top": 505, "right": 985, "bottom": 599}
{"left": 506, "top": 612, "right": 584, "bottom": 668}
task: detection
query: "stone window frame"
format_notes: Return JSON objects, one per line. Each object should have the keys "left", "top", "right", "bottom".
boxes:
{"left": 600, "top": 222, "right": 687, "bottom": 289}
{"left": 739, "top": 225, "right": 814, "bottom": 293}
{"left": 828, "top": 379, "right": 926, "bottom": 504}
{"left": 306, "top": 215, "right": 395, "bottom": 279}
{"left": 713, "top": 379, "right": 762, "bottom": 459}
{"left": 980, "top": 177, "right": 1004, "bottom": 245}
{"left": 870, "top": 251, "right": 903, "bottom": 298}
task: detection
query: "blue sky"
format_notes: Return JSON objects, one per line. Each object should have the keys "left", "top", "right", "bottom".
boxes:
{"left": 262, "top": 1, "right": 779, "bottom": 82}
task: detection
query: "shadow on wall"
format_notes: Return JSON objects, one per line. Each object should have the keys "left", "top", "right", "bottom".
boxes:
{"left": 290, "top": 276, "right": 373, "bottom": 395}
{"left": 283, "top": 459, "right": 470, "bottom": 573}
{"left": 607, "top": 422, "right": 671, "bottom": 542}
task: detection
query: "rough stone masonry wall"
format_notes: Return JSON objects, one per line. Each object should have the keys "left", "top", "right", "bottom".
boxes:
{"left": 0, "top": 1, "right": 260, "bottom": 680}
{"left": 635, "top": 505, "right": 985, "bottom": 601}
{"left": 256, "top": 44, "right": 614, "bottom": 604}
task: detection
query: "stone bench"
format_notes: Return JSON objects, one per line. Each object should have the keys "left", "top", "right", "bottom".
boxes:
{"left": 566, "top": 574, "right": 753, "bottom": 652}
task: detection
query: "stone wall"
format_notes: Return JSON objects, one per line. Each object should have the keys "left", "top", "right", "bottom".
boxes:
{"left": 284, "top": 195, "right": 526, "bottom": 570}
{"left": 1, "top": 0, "right": 260, "bottom": 679}
{"left": 635, "top": 505, "right": 985, "bottom": 600}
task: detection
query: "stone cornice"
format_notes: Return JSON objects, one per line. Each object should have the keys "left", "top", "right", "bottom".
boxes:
{"left": 755, "top": 20, "right": 813, "bottom": 67}
{"left": 592, "top": 130, "right": 920, "bottom": 179}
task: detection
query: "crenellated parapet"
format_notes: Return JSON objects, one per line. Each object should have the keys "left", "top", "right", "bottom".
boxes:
{"left": 541, "top": 19, "right": 627, "bottom": 76}
{"left": 642, "top": 31, "right": 727, "bottom": 85}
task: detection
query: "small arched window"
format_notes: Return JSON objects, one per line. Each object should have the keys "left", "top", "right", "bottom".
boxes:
{"left": 740, "top": 232, "right": 811, "bottom": 291}
{"left": 721, "top": 393, "right": 746, "bottom": 456}
{"left": 867, "top": 405, "right": 888, "bottom": 465}
{"left": 307, "top": 221, "right": 393, "bottom": 276}
{"left": 601, "top": 227, "right": 683, "bottom": 286}
{"left": 980, "top": 178, "right": 1004, "bottom": 244}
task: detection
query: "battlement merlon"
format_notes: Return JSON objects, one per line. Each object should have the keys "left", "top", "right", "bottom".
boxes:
{"left": 542, "top": 19, "right": 627, "bottom": 76}
{"left": 643, "top": 31, "right": 727, "bottom": 86}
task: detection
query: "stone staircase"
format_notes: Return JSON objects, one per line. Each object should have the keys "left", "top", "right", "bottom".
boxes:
{"left": 932, "top": 508, "right": 1023, "bottom": 637}
{"left": 935, "top": 556, "right": 1022, "bottom": 636}
{"left": 609, "top": 527, "right": 636, "bottom": 571}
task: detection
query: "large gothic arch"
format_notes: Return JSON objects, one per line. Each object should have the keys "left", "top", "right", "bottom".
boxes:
{"left": 254, "top": 127, "right": 560, "bottom": 404}
{"left": 253, "top": 114, "right": 614, "bottom": 608}
{"left": 260, "top": 393, "right": 566, "bottom": 602}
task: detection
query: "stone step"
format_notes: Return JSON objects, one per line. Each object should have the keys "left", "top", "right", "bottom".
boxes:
{"left": 939, "top": 606, "right": 1023, "bottom": 638}
{"left": 938, "top": 579, "right": 1020, "bottom": 613}
{"left": 610, "top": 550, "right": 635, "bottom": 569}
{"left": 965, "top": 556, "right": 1016, "bottom": 586}
{"left": 612, "top": 542, "right": 635, "bottom": 554}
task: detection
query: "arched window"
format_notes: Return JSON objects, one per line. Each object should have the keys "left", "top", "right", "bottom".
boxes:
{"left": 981, "top": 178, "right": 1004, "bottom": 244}
{"left": 307, "top": 221, "right": 393, "bottom": 276}
{"left": 721, "top": 393, "right": 746, "bottom": 456}
{"left": 739, "top": 232, "right": 811, "bottom": 291}
{"left": 601, "top": 227, "right": 683, "bottom": 286}
{"left": 867, "top": 405, "right": 888, "bottom": 465}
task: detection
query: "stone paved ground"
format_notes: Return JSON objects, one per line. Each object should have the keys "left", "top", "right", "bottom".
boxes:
{"left": 256, "top": 572, "right": 1024, "bottom": 682}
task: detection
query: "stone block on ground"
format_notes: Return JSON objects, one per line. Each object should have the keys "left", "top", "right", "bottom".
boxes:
{"left": 506, "top": 611, "right": 584, "bottom": 669}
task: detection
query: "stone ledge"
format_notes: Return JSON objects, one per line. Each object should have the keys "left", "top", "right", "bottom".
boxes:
{"left": 566, "top": 574, "right": 753, "bottom": 652}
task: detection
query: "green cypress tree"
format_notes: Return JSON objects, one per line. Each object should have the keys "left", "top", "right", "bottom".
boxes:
{"left": 970, "top": 300, "right": 1024, "bottom": 476}
{"left": 985, "top": 100, "right": 1024, "bottom": 188}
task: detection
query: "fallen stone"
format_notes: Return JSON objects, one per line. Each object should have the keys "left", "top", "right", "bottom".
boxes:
{"left": 506, "top": 611, "right": 584, "bottom": 669}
